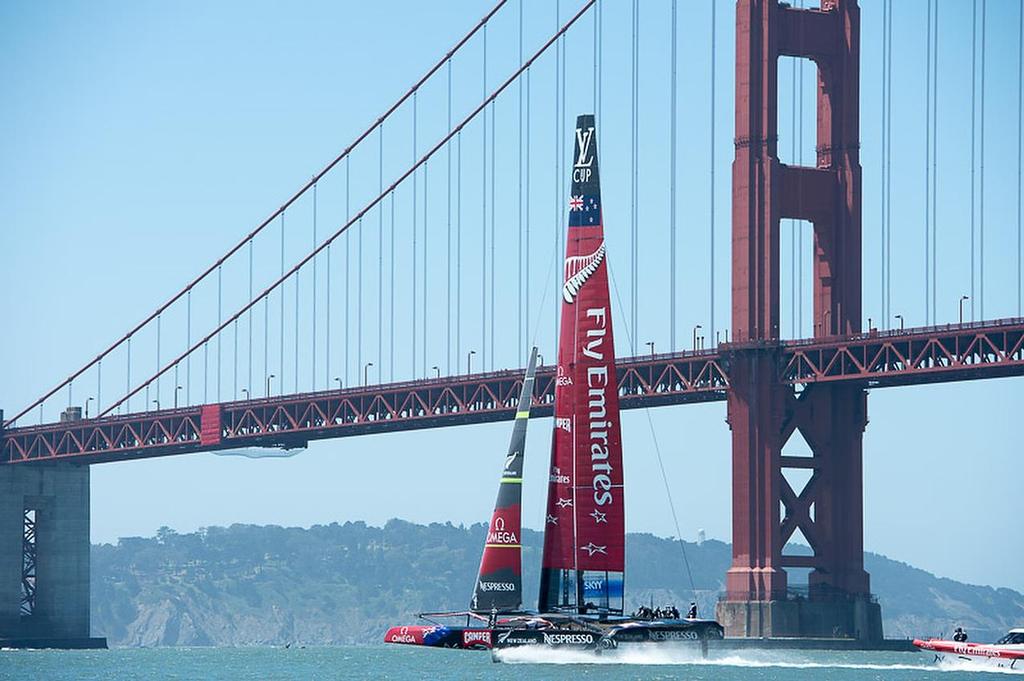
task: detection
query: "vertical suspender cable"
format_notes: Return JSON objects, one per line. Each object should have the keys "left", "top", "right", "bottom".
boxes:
{"left": 885, "top": 0, "right": 892, "bottom": 327}
{"left": 980, "top": 0, "right": 986, "bottom": 320}
{"left": 312, "top": 182, "right": 318, "bottom": 389}
{"left": 880, "top": 0, "right": 887, "bottom": 329}
{"left": 1018, "top": 0, "right": 1023, "bottom": 316}
{"left": 449, "top": 58, "right": 454, "bottom": 374}
{"left": 424, "top": 160, "right": 429, "bottom": 376}
{"left": 519, "top": 0, "right": 525, "bottom": 363}
{"left": 186, "top": 291, "right": 191, "bottom": 404}
{"left": 925, "top": 0, "right": 932, "bottom": 325}
{"left": 593, "top": 0, "right": 598, "bottom": 112}
{"left": 280, "top": 213, "right": 286, "bottom": 388}
{"left": 326, "top": 223, "right": 332, "bottom": 386}
{"left": 358, "top": 213, "right": 364, "bottom": 381}
{"left": 249, "top": 239, "right": 254, "bottom": 394}
{"left": 483, "top": 24, "right": 490, "bottom": 370}
{"left": 233, "top": 319, "right": 238, "bottom": 399}
{"left": 457, "top": 131, "right": 463, "bottom": 371}
{"left": 295, "top": 239, "right": 300, "bottom": 392}
{"left": 554, "top": 3, "right": 560, "bottom": 344}
{"left": 493, "top": 100, "right": 497, "bottom": 366}
{"left": 390, "top": 190, "right": 396, "bottom": 380}
{"left": 264, "top": 297, "right": 269, "bottom": 396}
{"left": 710, "top": 0, "right": 717, "bottom": 343}
{"left": 560, "top": 3, "right": 567, "bottom": 346}
{"left": 971, "top": 0, "right": 977, "bottom": 321}
{"left": 262, "top": 296, "right": 266, "bottom": 393}
{"left": 345, "top": 160, "right": 351, "bottom": 386}
{"left": 670, "top": 0, "right": 677, "bottom": 351}
{"left": 525, "top": 69, "right": 531, "bottom": 363}
{"left": 217, "top": 267, "right": 222, "bottom": 400}
{"left": 932, "top": 2, "right": 939, "bottom": 322}
{"left": 413, "top": 90, "right": 419, "bottom": 377}
{"left": 156, "top": 314, "right": 161, "bottom": 403}
{"left": 126, "top": 337, "right": 131, "bottom": 412}
{"left": 626, "top": 0, "right": 634, "bottom": 350}
{"left": 379, "top": 127, "right": 384, "bottom": 374}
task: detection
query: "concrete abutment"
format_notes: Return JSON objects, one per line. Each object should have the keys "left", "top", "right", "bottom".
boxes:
{"left": 0, "top": 463, "right": 105, "bottom": 648}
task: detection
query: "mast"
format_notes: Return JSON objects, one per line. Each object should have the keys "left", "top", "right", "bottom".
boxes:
{"left": 538, "top": 115, "right": 625, "bottom": 615}
{"left": 471, "top": 346, "right": 539, "bottom": 613}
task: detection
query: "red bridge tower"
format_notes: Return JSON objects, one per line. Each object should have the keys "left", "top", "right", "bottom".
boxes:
{"left": 716, "top": 0, "right": 883, "bottom": 641}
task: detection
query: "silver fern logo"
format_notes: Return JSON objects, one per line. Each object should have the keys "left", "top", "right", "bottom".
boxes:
{"left": 562, "top": 242, "right": 606, "bottom": 304}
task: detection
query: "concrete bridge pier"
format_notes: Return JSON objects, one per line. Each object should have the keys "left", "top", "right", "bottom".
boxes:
{"left": 0, "top": 461, "right": 105, "bottom": 648}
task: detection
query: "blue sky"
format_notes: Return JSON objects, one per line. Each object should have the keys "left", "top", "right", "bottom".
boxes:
{"left": 1, "top": 0, "right": 1022, "bottom": 595}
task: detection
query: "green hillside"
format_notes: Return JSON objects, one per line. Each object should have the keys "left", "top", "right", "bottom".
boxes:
{"left": 90, "top": 520, "right": 1023, "bottom": 646}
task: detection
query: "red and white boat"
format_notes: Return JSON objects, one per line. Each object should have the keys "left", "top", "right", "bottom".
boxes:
{"left": 914, "top": 628, "right": 1024, "bottom": 670}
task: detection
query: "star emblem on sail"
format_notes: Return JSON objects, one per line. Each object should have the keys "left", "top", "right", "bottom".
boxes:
{"left": 562, "top": 241, "right": 606, "bottom": 304}
{"left": 590, "top": 510, "right": 607, "bottom": 524}
{"left": 581, "top": 543, "right": 607, "bottom": 556}
{"left": 546, "top": 515, "right": 558, "bottom": 525}
{"left": 556, "top": 498, "right": 573, "bottom": 508}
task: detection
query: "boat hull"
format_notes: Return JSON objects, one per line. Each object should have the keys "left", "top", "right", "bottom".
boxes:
{"left": 493, "top": 619, "right": 725, "bottom": 651}
{"left": 914, "top": 638, "right": 1024, "bottom": 670}
{"left": 384, "top": 625, "right": 493, "bottom": 650}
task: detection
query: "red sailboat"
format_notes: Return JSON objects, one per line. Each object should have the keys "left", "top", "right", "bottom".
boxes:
{"left": 383, "top": 115, "right": 723, "bottom": 654}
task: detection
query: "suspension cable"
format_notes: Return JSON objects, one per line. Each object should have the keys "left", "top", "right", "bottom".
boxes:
{"left": 98, "top": 0, "right": 598, "bottom": 418}
{"left": 4, "top": 0, "right": 510, "bottom": 428}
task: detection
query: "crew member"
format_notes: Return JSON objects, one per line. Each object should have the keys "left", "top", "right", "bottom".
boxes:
{"left": 687, "top": 602, "right": 698, "bottom": 619}
{"left": 953, "top": 627, "right": 968, "bottom": 642}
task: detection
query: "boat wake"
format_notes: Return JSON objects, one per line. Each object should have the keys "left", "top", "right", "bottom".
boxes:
{"left": 495, "top": 644, "right": 1023, "bottom": 673}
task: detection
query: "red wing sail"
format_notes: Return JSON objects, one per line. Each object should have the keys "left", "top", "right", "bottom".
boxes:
{"left": 471, "top": 347, "right": 538, "bottom": 613}
{"left": 538, "top": 115, "right": 625, "bottom": 615}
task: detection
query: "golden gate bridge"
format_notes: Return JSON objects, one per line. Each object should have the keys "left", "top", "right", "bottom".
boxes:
{"left": 1, "top": 0, "right": 1023, "bottom": 647}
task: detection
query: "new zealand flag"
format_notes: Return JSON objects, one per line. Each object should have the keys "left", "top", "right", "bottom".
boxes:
{"left": 568, "top": 194, "right": 601, "bottom": 228}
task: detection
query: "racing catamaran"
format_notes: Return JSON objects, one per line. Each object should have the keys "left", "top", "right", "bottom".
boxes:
{"left": 384, "top": 115, "right": 723, "bottom": 653}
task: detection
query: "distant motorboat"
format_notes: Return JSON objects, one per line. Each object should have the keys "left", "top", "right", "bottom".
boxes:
{"left": 914, "top": 628, "right": 1024, "bottom": 670}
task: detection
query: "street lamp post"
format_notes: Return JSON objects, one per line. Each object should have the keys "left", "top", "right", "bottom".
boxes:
{"left": 152, "top": 399, "right": 160, "bottom": 411}
{"left": 432, "top": 365, "right": 440, "bottom": 379}
{"left": 645, "top": 341, "right": 655, "bottom": 357}
{"left": 959, "top": 295, "right": 970, "bottom": 325}
{"left": 692, "top": 325, "right": 703, "bottom": 351}
{"left": 175, "top": 385, "right": 183, "bottom": 407}
{"left": 467, "top": 350, "right": 476, "bottom": 374}
{"left": 334, "top": 377, "right": 342, "bottom": 390}
{"left": 894, "top": 314, "right": 904, "bottom": 332}
{"left": 240, "top": 388, "right": 249, "bottom": 401}
{"left": 84, "top": 397, "right": 94, "bottom": 418}
{"left": 266, "top": 374, "right": 275, "bottom": 397}
{"left": 364, "top": 362, "right": 374, "bottom": 387}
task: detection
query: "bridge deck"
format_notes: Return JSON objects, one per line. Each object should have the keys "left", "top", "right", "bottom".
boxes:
{"left": 3, "top": 319, "right": 1021, "bottom": 465}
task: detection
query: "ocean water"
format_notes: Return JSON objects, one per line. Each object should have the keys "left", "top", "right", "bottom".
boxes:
{"left": 1, "top": 645, "right": 1020, "bottom": 680}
